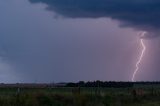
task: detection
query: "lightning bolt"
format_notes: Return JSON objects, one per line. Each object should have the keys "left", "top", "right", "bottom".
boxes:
{"left": 132, "top": 32, "right": 146, "bottom": 82}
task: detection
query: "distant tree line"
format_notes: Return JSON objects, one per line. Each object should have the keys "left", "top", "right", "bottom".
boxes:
{"left": 65, "top": 81, "right": 160, "bottom": 88}
{"left": 66, "top": 81, "right": 133, "bottom": 88}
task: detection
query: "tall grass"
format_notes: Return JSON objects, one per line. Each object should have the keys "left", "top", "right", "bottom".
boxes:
{"left": 0, "top": 87, "right": 160, "bottom": 106}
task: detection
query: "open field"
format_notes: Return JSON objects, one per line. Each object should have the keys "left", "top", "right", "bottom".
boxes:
{"left": 0, "top": 83, "right": 160, "bottom": 106}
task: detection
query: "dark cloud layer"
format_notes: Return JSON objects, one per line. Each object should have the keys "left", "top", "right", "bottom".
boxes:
{"left": 29, "top": 0, "right": 160, "bottom": 38}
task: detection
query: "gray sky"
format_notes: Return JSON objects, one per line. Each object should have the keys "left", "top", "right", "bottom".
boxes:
{"left": 0, "top": 0, "right": 160, "bottom": 83}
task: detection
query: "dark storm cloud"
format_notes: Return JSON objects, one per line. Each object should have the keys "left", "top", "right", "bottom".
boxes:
{"left": 29, "top": 0, "right": 160, "bottom": 38}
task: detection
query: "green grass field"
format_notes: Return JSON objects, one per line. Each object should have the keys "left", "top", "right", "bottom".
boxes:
{"left": 0, "top": 85, "right": 160, "bottom": 106}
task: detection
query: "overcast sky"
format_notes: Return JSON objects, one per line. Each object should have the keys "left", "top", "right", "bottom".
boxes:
{"left": 0, "top": 0, "right": 160, "bottom": 83}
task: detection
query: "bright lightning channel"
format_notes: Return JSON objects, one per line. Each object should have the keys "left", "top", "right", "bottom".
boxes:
{"left": 132, "top": 32, "right": 146, "bottom": 82}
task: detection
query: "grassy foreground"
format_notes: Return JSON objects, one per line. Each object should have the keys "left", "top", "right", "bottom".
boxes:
{"left": 0, "top": 87, "right": 160, "bottom": 106}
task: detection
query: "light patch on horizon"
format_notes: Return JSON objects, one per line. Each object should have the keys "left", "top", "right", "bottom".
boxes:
{"left": 0, "top": 56, "right": 18, "bottom": 83}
